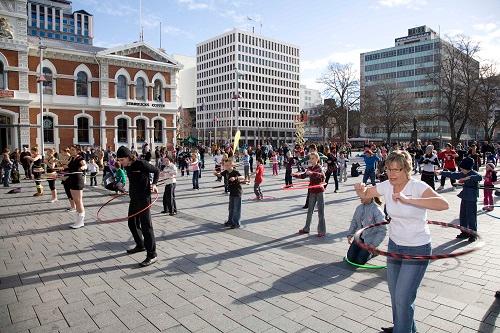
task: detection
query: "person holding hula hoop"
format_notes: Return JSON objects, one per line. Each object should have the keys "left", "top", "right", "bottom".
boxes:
{"left": 66, "top": 145, "right": 87, "bottom": 229}
{"left": 346, "top": 196, "right": 387, "bottom": 266}
{"left": 355, "top": 150, "right": 449, "bottom": 333}
{"left": 116, "top": 146, "right": 160, "bottom": 267}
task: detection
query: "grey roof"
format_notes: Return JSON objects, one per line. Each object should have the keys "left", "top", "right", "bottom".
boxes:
{"left": 28, "top": 36, "right": 106, "bottom": 54}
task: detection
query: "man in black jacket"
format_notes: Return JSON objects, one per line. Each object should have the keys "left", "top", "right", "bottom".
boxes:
{"left": 117, "top": 146, "right": 160, "bottom": 267}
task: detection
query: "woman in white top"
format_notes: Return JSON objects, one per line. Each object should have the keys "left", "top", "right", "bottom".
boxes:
{"left": 161, "top": 157, "right": 177, "bottom": 216}
{"left": 355, "top": 150, "right": 449, "bottom": 333}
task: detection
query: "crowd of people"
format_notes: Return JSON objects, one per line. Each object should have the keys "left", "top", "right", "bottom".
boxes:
{"left": 1, "top": 137, "right": 499, "bottom": 332}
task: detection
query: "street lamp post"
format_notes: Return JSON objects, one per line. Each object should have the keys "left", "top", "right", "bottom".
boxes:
{"left": 209, "top": 131, "right": 212, "bottom": 146}
{"left": 345, "top": 103, "right": 349, "bottom": 145}
{"left": 38, "top": 39, "right": 47, "bottom": 160}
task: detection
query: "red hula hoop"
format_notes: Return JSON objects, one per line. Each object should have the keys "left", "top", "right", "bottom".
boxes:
{"left": 282, "top": 182, "right": 326, "bottom": 190}
{"left": 96, "top": 191, "right": 159, "bottom": 223}
{"left": 353, "top": 220, "right": 483, "bottom": 260}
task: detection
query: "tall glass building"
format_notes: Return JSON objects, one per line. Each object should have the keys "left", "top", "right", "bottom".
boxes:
{"left": 360, "top": 25, "right": 475, "bottom": 143}
{"left": 27, "top": 0, "right": 93, "bottom": 45}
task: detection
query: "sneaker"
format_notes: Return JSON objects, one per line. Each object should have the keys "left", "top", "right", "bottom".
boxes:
{"left": 456, "top": 233, "right": 469, "bottom": 239}
{"left": 298, "top": 229, "right": 309, "bottom": 234}
{"left": 468, "top": 236, "right": 477, "bottom": 243}
{"left": 224, "top": 221, "right": 232, "bottom": 227}
{"left": 169, "top": 212, "right": 175, "bottom": 216}
{"left": 495, "top": 291, "right": 500, "bottom": 298}
{"left": 66, "top": 208, "right": 76, "bottom": 212}
{"left": 50, "top": 199, "right": 58, "bottom": 203}
{"left": 334, "top": 190, "right": 338, "bottom": 193}
{"left": 127, "top": 247, "right": 146, "bottom": 254}
{"left": 69, "top": 222, "right": 84, "bottom": 229}
{"left": 230, "top": 224, "right": 241, "bottom": 229}
{"left": 381, "top": 327, "right": 393, "bottom": 333}
{"left": 161, "top": 210, "right": 167, "bottom": 214}
{"left": 302, "top": 205, "right": 308, "bottom": 209}
{"left": 437, "top": 186, "right": 444, "bottom": 191}
{"left": 482, "top": 206, "right": 489, "bottom": 211}
{"left": 140, "top": 257, "right": 158, "bottom": 267}
{"left": 33, "top": 192, "right": 43, "bottom": 197}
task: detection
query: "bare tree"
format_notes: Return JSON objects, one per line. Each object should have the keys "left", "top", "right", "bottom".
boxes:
{"left": 317, "top": 63, "right": 359, "bottom": 141}
{"left": 310, "top": 102, "right": 338, "bottom": 141}
{"left": 470, "top": 66, "right": 500, "bottom": 141}
{"left": 430, "top": 35, "right": 481, "bottom": 146}
{"left": 362, "top": 80, "right": 415, "bottom": 143}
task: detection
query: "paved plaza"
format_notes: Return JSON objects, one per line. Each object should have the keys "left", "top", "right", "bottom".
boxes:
{"left": 0, "top": 158, "right": 499, "bottom": 333}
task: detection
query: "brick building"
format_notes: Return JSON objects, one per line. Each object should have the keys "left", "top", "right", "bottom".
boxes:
{"left": 0, "top": 0, "right": 181, "bottom": 152}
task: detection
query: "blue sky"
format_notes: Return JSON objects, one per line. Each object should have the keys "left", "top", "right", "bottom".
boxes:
{"left": 78, "top": 0, "right": 500, "bottom": 91}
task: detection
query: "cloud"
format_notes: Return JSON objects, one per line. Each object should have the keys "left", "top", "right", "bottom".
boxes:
{"left": 377, "top": 0, "right": 427, "bottom": 9}
{"left": 473, "top": 22, "right": 497, "bottom": 32}
{"left": 177, "top": 0, "right": 211, "bottom": 10}
{"left": 301, "top": 49, "right": 365, "bottom": 71}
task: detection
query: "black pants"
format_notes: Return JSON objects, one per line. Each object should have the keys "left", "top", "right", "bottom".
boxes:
{"left": 22, "top": 163, "right": 31, "bottom": 179}
{"left": 440, "top": 167, "right": 456, "bottom": 187}
{"left": 90, "top": 172, "right": 97, "bottom": 186}
{"left": 304, "top": 191, "right": 310, "bottom": 208}
{"left": 128, "top": 198, "right": 156, "bottom": 259}
{"left": 346, "top": 241, "right": 372, "bottom": 265}
{"left": 325, "top": 170, "right": 338, "bottom": 190}
{"left": 421, "top": 171, "right": 435, "bottom": 190}
{"left": 163, "top": 183, "right": 177, "bottom": 213}
{"left": 285, "top": 169, "right": 293, "bottom": 186}
{"left": 47, "top": 179, "right": 56, "bottom": 191}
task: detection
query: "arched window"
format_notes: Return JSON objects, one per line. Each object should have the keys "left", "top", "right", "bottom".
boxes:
{"left": 117, "top": 118, "right": 128, "bottom": 143}
{"left": 77, "top": 117, "right": 89, "bottom": 143}
{"left": 76, "top": 71, "right": 88, "bottom": 96}
{"left": 43, "top": 115, "right": 54, "bottom": 143}
{"left": 153, "top": 79, "right": 162, "bottom": 102}
{"left": 42, "top": 67, "right": 53, "bottom": 94}
{"left": 136, "top": 77, "right": 146, "bottom": 100}
{"left": 153, "top": 119, "right": 163, "bottom": 143}
{"left": 117, "top": 75, "right": 127, "bottom": 99}
{"left": 0, "top": 62, "right": 5, "bottom": 89}
{"left": 136, "top": 119, "right": 146, "bottom": 143}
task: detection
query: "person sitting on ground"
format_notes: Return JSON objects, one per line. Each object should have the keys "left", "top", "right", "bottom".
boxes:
{"left": 346, "top": 196, "right": 387, "bottom": 265}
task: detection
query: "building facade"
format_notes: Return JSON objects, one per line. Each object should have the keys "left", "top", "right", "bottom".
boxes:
{"left": 196, "top": 28, "right": 300, "bottom": 147}
{"left": 299, "top": 84, "right": 321, "bottom": 111}
{"left": 173, "top": 54, "right": 196, "bottom": 140}
{"left": 360, "top": 25, "right": 476, "bottom": 142}
{"left": 27, "top": 0, "right": 93, "bottom": 45}
{"left": 0, "top": 0, "right": 181, "bottom": 153}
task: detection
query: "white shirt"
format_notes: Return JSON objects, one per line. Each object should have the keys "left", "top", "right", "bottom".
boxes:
{"left": 376, "top": 178, "right": 431, "bottom": 246}
{"left": 163, "top": 164, "right": 177, "bottom": 185}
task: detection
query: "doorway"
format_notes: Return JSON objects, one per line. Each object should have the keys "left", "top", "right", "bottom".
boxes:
{"left": 0, "top": 114, "right": 12, "bottom": 152}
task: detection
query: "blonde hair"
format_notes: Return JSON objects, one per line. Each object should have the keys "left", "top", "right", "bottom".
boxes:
{"left": 385, "top": 150, "right": 412, "bottom": 179}
{"left": 309, "top": 152, "right": 320, "bottom": 162}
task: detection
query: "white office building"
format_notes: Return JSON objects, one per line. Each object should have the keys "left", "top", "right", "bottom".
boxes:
{"left": 196, "top": 29, "right": 300, "bottom": 147}
{"left": 299, "top": 84, "right": 322, "bottom": 111}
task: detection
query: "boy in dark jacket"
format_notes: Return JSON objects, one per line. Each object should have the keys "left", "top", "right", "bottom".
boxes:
{"left": 440, "top": 157, "right": 482, "bottom": 242}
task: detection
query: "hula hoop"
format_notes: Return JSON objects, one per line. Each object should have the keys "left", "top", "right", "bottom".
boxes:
{"left": 343, "top": 256, "right": 386, "bottom": 269}
{"left": 353, "top": 220, "right": 483, "bottom": 260}
{"left": 96, "top": 191, "right": 159, "bottom": 223}
{"left": 282, "top": 182, "right": 326, "bottom": 190}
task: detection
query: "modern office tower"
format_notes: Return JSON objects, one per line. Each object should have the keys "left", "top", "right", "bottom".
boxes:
{"left": 27, "top": 0, "right": 94, "bottom": 45}
{"left": 196, "top": 29, "right": 300, "bottom": 147}
{"left": 360, "top": 25, "right": 477, "bottom": 143}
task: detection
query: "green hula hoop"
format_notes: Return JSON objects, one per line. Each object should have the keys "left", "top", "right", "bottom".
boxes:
{"left": 344, "top": 256, "right": 387, "bottom": 269}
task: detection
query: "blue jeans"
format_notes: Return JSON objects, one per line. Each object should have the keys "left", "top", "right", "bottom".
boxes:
{"left": 459, "top": 200, "right": 477, "bottom": 231}
{"left": 192, "top": 170, "right": 199, "bottom": 189}
{"left": 228, "top": 196, "right": 242, "bottom": 226}
{"left": 363, "top": 168, "right": 376, "bottom": 185}
{"left": 387, "top": 239, "right": 431, "bottom": 333}
{"left": 2, "top": 168, "right": 11, "bottom": 187}
{"left": 304, "top": 192, "right": 326, "bottom": 233}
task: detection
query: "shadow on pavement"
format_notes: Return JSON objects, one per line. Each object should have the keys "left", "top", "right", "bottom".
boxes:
{"left": 478, "top": 296, "right": 499, "bottom": 333}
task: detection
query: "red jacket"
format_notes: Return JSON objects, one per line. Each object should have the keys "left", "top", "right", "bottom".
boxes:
{"left": 255, "top": 164, "right": 264, "bottom": 184}
{"left": 438, "top": 150, "right": 457, "bottom": 170}
{"left": 296, "top": 164, "right": 325, "bottom": 193}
